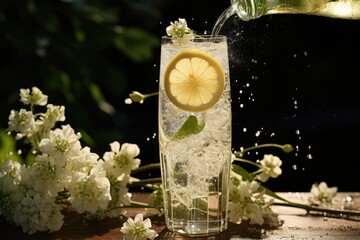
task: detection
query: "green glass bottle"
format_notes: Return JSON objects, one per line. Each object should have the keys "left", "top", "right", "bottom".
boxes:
{"left": 231, "top": 0, "right": 360, "bottom": 20}
{"left": 212, "top": 0, "right": 360, "bottom": 35}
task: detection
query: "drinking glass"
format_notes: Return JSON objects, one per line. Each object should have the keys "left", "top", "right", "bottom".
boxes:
{"left": 158, "top": 35, "right": 232, "bottom": 236}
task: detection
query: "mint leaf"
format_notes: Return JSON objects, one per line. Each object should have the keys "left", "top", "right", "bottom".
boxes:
{"left": 171, "top": 115, "right": 205, "bottom": 141}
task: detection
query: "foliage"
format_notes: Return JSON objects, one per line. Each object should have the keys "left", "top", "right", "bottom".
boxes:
{"left": 0, "top": 0, "right": 159, "bottom": 152}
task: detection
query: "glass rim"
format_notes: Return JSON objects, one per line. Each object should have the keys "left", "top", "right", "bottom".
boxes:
{"left": 161, "top": 35, "right": 226, "bottom": 39}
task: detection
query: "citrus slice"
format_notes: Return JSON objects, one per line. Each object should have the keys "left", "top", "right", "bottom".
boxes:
{"left": 164, "top": 49, "right": 225, "bottom": 112}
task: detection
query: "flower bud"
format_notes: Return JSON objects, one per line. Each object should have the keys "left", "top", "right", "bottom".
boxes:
{"left": 129, "top": 91, "right": 145, "bottom": 103}
{"left": 282, "top": 144, "right": 294, "bottom": 153}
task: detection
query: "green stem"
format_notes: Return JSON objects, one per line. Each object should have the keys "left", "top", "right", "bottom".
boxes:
{"left": 233, "top": 157, "right": 262, "bottom": 168}
{"left": 109, "top": 201, "right": 151, "bottom": 210}
{"left": 235, "top": 143, "right": 288, "bottom": 158}
{"left": 129, "top": 200, "right": 150, "bottom": 208}
{"left": 143, "top": 92, "right": 158, "bottom": 99}
{"left": 129, "top": 177, "right": 162, "bottom": 188}
{"left": 131, "top": 163, "right": 160, "bottom": 174}
{"left": 273, "top": 201, "right": 360, "bottom": 217}
{"left": 251, "top": 169, "right": 262, "bottom": 175}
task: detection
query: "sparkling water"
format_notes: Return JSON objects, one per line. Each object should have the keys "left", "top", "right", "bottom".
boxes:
{"left": 158, "top": 36, "right": 232, "bottom": 236}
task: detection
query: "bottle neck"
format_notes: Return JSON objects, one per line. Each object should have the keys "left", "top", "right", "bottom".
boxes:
{"left": 230, "top": 0, "right": 266, "bottom": 21}
{"left": 231, "top": 0, "right": 360, "bottom": 20}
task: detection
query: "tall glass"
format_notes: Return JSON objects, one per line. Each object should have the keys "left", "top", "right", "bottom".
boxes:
{"left": 158, "top": 35, "right": 232, "bottom": 236}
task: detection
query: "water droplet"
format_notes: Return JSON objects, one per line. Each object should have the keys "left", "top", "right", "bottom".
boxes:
{"left": 345, "top": 196, "right": 353, "bottom": 203}
{"left": 243, "top": 128, "right": 247, "bottom": 132}
{"left": 307, "top": 154, "right": 313, "bottom": 159}
{"left": 17, "top": 149, "right": 22, "bottom": 155}
{"left": 292, "top": 165, "right": 297, "bottom": 170}
{"left": 255, "top": 131, "right": 261, "bottom": 137}
{"left": 295, "top": 129, "right": 301, "bottom": 135}
{"left": 323, "top": 212, "right": 328, "bottom": 221}
{"left": 240, "top": 103, "right": 244, "bottom": 108}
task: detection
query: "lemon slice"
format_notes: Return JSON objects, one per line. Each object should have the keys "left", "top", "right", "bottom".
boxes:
{"left": 164, "top": 49, "right": 225, "bottom": 112}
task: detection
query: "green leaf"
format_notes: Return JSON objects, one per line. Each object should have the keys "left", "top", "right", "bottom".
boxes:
{"left": 171, "top": 115, "right": 205, "bottom": 141}
{"left": 231, "top": 164, "right": 254, "bottom": 181}
{"left": 261, "top": 185, "right": 290, "bottom": 202}
{"left": 113, "top": 27, "right": 159, "bottom": 63}
{"left": 0, "top": 130, "right": 22, "bottom": 164}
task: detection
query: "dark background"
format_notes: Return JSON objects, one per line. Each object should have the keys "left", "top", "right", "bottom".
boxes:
{"left": 1, "top": 0, "right": 359, "bottom": 192}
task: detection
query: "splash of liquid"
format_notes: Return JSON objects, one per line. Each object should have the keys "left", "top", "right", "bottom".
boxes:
{"left": 211, "top": 4, "right": 237, "bottom": 36}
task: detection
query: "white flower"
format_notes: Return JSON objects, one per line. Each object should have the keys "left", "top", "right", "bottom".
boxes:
{"left": 39, "top": 124, "right": 82, "bottom": 164}
{"left": 29, "top": 154, "right": 67, "bottom": 196}
{"left": 102, "top": 142, "right": 140, "bottom": 211}
{"left": 67, "top": 161, "right": 111, "bottom": 214}
{"left": 103, "top": 141, "right": 141, "bottom": 179}
{"left": 7, "top": 109, "right": 36, "bottom": 138}
{"left": 19, "top": 87, "right": 48, "bottom": 106}
{"left": 41, "top": 104, "right": 66, "bottom": 128}
{"left": 246, "top": 202, "right": 264, "bottom": 225}
{"left": 0, "top": 161, "right": 24, "bottom": 219}
{"left": 65, "top": 146, "right": 99, "bottom": 174}
{"left": 256, "top": 154, "right": 282, "bottom": 182}
{"left": 120, "top": 213, "right": 158, "bottom": 240}
{"left": 13, "top": 193, "right": 64, "bottom": 234}
{"left": 309, "top": 181, "right": 337, "bottom": 204}
{"left": 166, "top": 18, "right": 195, "bottom": 44}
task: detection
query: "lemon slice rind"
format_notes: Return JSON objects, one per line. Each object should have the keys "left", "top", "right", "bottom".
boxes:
{"left": 164, "top": 49, "right": 225, "bottom": 112}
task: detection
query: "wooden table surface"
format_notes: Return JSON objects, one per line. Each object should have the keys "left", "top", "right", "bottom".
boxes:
{"left": 1, "top": 192, "right": 359, "bottom": 240}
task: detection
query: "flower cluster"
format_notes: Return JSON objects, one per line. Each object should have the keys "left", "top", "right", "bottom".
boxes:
{"left": 227, "top": 152, "right": 286, "bottom": 226}
{"left": 120, "top": 213, "right": 158, "bottom": 240}
{"left": 165, "top": 18, "right": 196, "bottom": 44}
{"left": 228, "top": 174, "right": 279, "bottom": 226}
{"left": 309, "top": 181, "right": 338, "bottom": 205}
{"left": 0, "top": 87, "right": 141, "bottom": 234}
